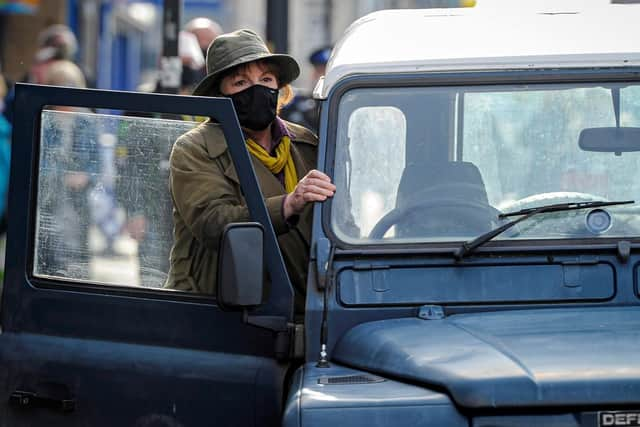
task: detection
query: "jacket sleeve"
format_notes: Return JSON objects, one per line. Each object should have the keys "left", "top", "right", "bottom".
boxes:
{"left": 169, "top": 134, "right": 289, "bottom": 249}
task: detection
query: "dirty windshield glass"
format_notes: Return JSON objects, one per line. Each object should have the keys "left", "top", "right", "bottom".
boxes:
{"left": 331, "top": 83, "right": 640, "bottom": 244}
{"left": 34, "top": 109, "right": 198, "bottom": 286}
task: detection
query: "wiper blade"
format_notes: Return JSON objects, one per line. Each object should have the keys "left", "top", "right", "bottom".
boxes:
{"left": 499, "top": 200, "right": 635, "bottom": 218}
{"left": 453, "top": 199, "right": 634, "bottom": 260}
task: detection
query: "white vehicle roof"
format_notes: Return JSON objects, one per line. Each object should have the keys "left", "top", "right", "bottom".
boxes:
{"left": 317, "top": 1, "right": 640, "bottom": 98}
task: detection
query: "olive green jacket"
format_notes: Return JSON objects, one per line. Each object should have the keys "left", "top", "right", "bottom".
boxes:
{"left": 165, "top": 119, "right": 318, "bottom": 300}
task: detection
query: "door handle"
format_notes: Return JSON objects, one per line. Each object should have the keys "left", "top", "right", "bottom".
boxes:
{"left": 9, "top": 390, "right": 75, "bottom": 413}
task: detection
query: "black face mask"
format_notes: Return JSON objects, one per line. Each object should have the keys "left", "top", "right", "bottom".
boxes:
{"left": 229, "top": 84, "right": 279, "bottom": 131}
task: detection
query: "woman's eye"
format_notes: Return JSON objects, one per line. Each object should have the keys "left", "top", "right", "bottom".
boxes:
{"left": 262, "top": 76, "right": 274, "bottom": 83}
{"left": 233, "top": 80, "right": 246, "bottom": 86}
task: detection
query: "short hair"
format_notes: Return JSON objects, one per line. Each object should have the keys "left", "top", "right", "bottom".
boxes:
{"left": 42, "top": 60, "right": 86, "bottom": 88}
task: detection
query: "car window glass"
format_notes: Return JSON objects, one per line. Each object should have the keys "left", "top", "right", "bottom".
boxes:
{"left": 332, "top": 105, "right": 406, "bottom": 239}
{"left": 463, "top": 88, "right": 615, "bottom": 206}
{"left": 34, "top": 108, "right": 198, "bottom": 288}
{"left": 622, "top": 85, "right": 640, "bottom": 126}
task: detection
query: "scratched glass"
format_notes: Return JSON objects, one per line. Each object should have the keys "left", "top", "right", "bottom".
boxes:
{"left": 34, "top": 108, "right": 198, "bottom": 287}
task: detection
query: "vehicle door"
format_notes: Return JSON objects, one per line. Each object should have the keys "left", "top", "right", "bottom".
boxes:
{"left": 0, "top": 84, "right": 295, "bottom": 426}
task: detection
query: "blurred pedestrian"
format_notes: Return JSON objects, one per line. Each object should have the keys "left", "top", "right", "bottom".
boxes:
{"left": 0, "top": 73, "right": 12, "bottom": 234}
{"left": 36, "top": 60, "right": 98, "bottom": 279}
{"left": 5, "top": 24, "right": 84, "bottom": 124}
{"left": 114, "top": 31, "right": 206, "bottom": 287}
{"left": 184, "top": 17, "right": 223, "bottom": 60}
{"left": 176, "top": 30, "right": 207, "bottom": 95}
{"left": 29, "top": 24, "right": 81, "bottom": 85}
{"left": 308, "top": 46, "right": 331, "bottom": 85}
{"left": 279, "top": 46, "right": 332, "bottom": 134}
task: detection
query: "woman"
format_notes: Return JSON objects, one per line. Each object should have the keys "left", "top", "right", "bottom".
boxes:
{"left": 165, "top": 29, "right": 335, "bottom": 305}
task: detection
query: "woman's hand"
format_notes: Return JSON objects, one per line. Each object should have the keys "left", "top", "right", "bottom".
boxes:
{"left": 284, "top": 170, "right": 336, "bottom": 219}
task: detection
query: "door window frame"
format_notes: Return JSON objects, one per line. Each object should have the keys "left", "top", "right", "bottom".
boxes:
{"left": 3, "top": 84, "right": 294, "bottom": 349}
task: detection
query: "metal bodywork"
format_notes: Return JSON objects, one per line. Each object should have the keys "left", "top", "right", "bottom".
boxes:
{"left": 293, "top": 5, "right": 640, "bottom": 426}
{"left": 316, "top": 4, "right": 640, "bottom": 99}
{"left": 1, "top": 84, "right": 292, "bottom": 426}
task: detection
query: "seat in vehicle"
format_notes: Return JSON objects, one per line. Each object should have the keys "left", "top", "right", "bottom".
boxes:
{"left": 394, "top": 160, "right": 494, "bottom": 238}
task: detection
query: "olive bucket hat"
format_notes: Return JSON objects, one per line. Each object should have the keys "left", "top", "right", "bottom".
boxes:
{"left": 192, "top": 28, "right": 300, "bottom": 96}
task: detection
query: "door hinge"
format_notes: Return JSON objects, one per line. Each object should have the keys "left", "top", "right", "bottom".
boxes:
{"left": 243, "top": 313, "right": 304, "bottom": 361}
{"left": 292, "top": 323, "right": 305, "bottom": 360}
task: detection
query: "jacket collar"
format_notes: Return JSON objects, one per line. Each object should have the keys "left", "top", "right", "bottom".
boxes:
{"left": 221, "top": 135, "right": 312, "bottom": 188}
{"left": 202, "top": 117, "right": 317, "bottom": 160}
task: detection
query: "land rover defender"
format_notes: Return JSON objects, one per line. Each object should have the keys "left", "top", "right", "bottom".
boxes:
{"left": 2, "top": 3, "right": 640, "bottom": 426}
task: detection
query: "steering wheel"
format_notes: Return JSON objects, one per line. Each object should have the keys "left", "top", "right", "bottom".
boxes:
{"left": 368, "top": 197, "right": 502, "bottom": 239}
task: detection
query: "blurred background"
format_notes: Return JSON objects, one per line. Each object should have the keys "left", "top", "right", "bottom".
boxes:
{"left": 0, "top": 0, "right": 473, "bottom": 94}
{"left": 0, "top": 0, "right": 478, "bottom": 285}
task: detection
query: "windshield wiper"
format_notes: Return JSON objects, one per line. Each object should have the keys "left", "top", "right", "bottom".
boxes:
{"left": 453, "top": 200, "right": 635, "bottom": 260}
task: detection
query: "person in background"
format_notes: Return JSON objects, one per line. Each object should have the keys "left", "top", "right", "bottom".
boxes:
{"left": 308, "top": 46, "right": 332, "bottom": 85}
{"left": 29, "top": 24, "right": 82, "bottom": 85}
{"left": 164, "top": 29, "right": 336, "bottom": 311}
{"left": 37, "top": 60, "right": 98, "bottom": 279}
{"left": 0, "top": 73, "right": 12, "bottom": 234}
{"left": 184, "top": 17, "right": 223, "bottom": 62}
{"left": 279, "top": 46, "right": 332, "bottom": 134}
{"left": 5, "top": 24, "right": 84, "bottom": 124}
{"left": 175, "top": 30, "right": 207, "bottom": 95}
{"left": 115, "top": 31, "right": 206, "bottom": 287}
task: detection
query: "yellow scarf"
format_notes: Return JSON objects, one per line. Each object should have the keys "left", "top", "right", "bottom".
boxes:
{"left": 246, "top": 135, "right": 298, "bottom": 193}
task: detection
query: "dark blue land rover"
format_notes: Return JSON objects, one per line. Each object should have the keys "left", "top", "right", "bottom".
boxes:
{"left": 2, "top": 3, "right": 640, "bottom": 426}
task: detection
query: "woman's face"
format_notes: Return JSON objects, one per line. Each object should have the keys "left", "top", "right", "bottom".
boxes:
{"left": 220, "top": 62, "right": 278, "bottom": 96}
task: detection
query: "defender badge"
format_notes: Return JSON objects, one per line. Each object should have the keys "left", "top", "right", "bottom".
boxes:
{"left": 599, "top": 411, "right": 640, "bottom": 426}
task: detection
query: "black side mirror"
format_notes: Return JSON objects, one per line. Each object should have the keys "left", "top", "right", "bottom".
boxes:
{"left": 217, "top": 223, "right": 265, "bottom": 308}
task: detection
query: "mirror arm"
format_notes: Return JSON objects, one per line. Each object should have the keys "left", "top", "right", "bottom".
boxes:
{"left": 243, "top": 312, "right": 289, "bottom": 332}
{"left": 243, "top": 312, "right": 292, "bottom": 361}
{"left": 612, "top": 87, "right": 621, "bottom": 128}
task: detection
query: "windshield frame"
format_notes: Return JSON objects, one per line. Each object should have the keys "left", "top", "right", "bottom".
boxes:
{"left": 321, "top": 67, "right": 640, "bottom": 253}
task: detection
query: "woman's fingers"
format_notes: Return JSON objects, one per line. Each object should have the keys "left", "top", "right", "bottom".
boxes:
{"left": 302, "top": 191, "right": 329, "bottom": 202}
{"left": 284, "top": 170, "right": 336, "bottom": 219}
{"left": 301, "top": 170, "right": 336, "bottom": 197}
{"left": 301, "top": 182, "right": 335, "bottom": 197}
{"left": 306, "top": 169, "right": 333, "bottom": 183}
{"left": 304, "top": 177, "right": 336, "bottom": 193}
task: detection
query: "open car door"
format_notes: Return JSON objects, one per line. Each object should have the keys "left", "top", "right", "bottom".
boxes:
{"left": 0, "top": 83, "right": 295, "bottom": 426}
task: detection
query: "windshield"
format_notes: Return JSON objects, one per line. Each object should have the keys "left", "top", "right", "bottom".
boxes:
{"left": 331, "top": 81, "right": 640, "bottom": 244}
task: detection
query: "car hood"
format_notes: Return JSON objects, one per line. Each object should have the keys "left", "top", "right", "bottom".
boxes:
{"left": 332, "top": 307, "right": 640, "bottom": 409}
